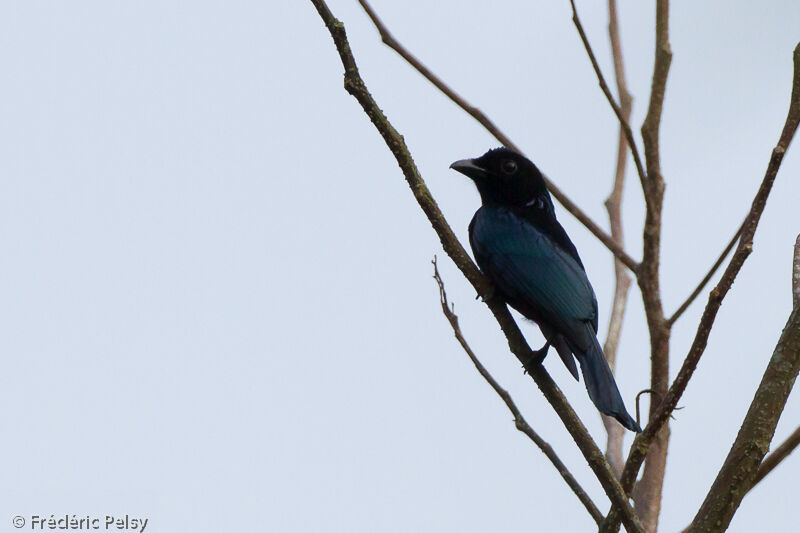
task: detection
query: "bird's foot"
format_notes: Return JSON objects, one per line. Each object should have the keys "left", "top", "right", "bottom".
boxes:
{"left": 475, "top": 283, "right": 496, "bottom": 302}
{"left": 522, "top": 342, "right": 550, "bottom": 373}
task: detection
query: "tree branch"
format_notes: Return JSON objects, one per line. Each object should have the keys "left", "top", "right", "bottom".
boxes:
{"left": 601, "top": 0, "right": 634, "bottom": 480}
{"left": 793, "top": 234, "right": 800, "bottom": 309}
{"left": 746, "top": 240, "right": 800, "bottom": 489}
{"left": 667, "top": 220, "right": 745, "bottom": 327}
{"left": 627, "top": 1, "right": 673, "bottom": 530}
{"left": 356, "top": 0, "right": 514, "bottom": 150}
{"left": 309, "top": 3, "right": 644, "bottom": 531}
{"left": 688, "top": 263, "right": 800, "bottom": 530}
{"left": 752, "top": 425, "right": 800, "bottom": 487}
{"left": 356, "top": 0, "right": 638, "bottom": 273}
{"left": 432, "top": 258, "right": 604, "bottom": 524}
{"left": 608, "top": 40, "right": 800, "bottom": 533}
{"left": 567, "top": 0, "right": 648, "bottom": 205}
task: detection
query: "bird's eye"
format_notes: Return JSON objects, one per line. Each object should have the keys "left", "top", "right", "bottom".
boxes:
{"left": 501, "top": 159, "right": 517, "bottom": 175}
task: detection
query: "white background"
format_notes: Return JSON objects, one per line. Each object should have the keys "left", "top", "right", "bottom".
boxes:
{"left": 1, "top": 1, "right": 799, "bottom": 531}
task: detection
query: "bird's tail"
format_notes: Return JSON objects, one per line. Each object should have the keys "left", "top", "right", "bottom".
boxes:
{"left": 575, "top": 331, "right": 641, "bottom": 432}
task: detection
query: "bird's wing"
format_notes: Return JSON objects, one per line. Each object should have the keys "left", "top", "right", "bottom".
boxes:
{"left": 470, "top": 207, "right": 597, "bottom": 350}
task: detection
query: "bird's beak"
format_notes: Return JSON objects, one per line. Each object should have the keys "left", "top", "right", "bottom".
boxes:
{"left": 449, "top": 158, "right": 488, "bottom": 181}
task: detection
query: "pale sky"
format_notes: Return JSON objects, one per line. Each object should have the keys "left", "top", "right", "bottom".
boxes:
{"left": 1, "top": 1, "right": 799, "bottom": 532}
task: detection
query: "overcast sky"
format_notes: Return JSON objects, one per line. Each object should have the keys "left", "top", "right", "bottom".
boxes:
{"left": 2, "top": 1, "right": 799, "bottom": 532}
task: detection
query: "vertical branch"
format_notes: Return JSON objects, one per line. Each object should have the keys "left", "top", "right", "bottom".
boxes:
{"left": 632, "top": 0, "right": 672, "bottom": 530}
{"left": 601, "top": 0, "right": 634, "bottom": 480}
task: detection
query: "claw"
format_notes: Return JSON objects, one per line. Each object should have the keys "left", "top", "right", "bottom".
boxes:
{"left": 522, "top": 341, "right": 551, "bottom": 373}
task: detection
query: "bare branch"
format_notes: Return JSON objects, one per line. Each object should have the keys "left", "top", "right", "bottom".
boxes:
{"left": 356, "top": 0, "right": 513, "bottom": 149}
{"left": 309, "top": 4, "right": 645, "bottom": 531}
{"left": 680, "top": 425, "right": 800, "bottom": 533}
{"left": 432, "top": 258, "right": 604, "bottom": 524}
{"left": 752, "top": 425, "right": 800, "bottom": 487}
{"left": 793, "top": 234, "right": 800, "bottom": 308}
{"left": 611, "top": 40, "right": 800, "bottom": 531}
{"left": 356, "top": 0, "right": 638, "bottom": 273}
{"left": 679, "top": 425, "right": 800, "bottom": 531}
{"left": 626, "top": 1, "right": 673, "bottom": 530}
{"left": 601, "top": 0, "right": 634, "bottom": 480}
{"left": 567, "top": 0, "right": 648, "bottom": 205}
{"left": 667, "top": 220, "right": 745, "bottom": 327}
{"left": 687, "top": 310, "right": 800, "bottom": 530}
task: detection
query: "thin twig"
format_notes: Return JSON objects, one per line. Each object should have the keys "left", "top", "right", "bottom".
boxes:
{"left": 667, "top": 220, "right": 745, "bottom": 327}
{"left": 432, "top": 258, "right": 604, "bottom": 524}
{"left": 609, "top": 40, "right": 800, "bottom": 533}
{"left": 752, "top": 425, "right": 800, "bottom": 487}
{"left": 601, "top": 0, "right": 634, "bottom": 480}
{"left": 568, "top": 0, "right": 648, "bottom": 205}
{"left": 309, "top": 4, "right": 645, "bottom": 532}
{"left": 356, "top": 0, "right": 513, "bottom": 150}
{"left": 356, "top": 0, "right": 638, "bottom": 273}
{"left": 793, "top": 235, "right": 800, "bottom": 308}
{"left": 634, "top": 389, "right": 655, "bottom": 430}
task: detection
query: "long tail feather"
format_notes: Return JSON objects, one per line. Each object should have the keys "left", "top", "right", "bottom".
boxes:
{"left": 574, "top": 330, "right": 641, "bottom": 432}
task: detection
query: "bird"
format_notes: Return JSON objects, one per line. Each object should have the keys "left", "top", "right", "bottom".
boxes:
{"left": 450, "top": 147, "right": 641, "bottom": 432}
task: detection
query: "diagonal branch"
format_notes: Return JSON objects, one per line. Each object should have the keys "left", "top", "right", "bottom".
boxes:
{"left": 601, "top": 0, "right": 634, "bottom": 480}
{"left": 667, "top": 220, "right": 745, "bottom": 327}
{"left": 356, "top": 0, "right": 638, "bottom": 273}
{"left": 432, "top": 258, "right": 604, "bottom": 524}
{"left": 310, "top": 3, "right": 644, "bottom": 531}
{"left": 568, "top": 0, "right": 648, "bottom": 205}
{"left": 679, "top": 425, "right": 800, "bottom": 531}
{"left": 356, "top": 0, "right": 514, "bottom": 151}
{"left": 613, "top": 40, "right": 800, "bottom": 527}
{"left": 687, "top": 279, "right": 800, "bottom": 530}
{"left": 746, "top": 241, "right": 800, "bottom": 490}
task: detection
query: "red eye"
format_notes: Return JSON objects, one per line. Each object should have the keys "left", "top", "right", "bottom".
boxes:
{"left": 501, "top": 159, "right": 517, "bottom": 174}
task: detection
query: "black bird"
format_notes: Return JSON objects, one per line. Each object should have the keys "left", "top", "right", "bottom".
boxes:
{"left": 450, "top": 147, "right": 641, "bottom": 432}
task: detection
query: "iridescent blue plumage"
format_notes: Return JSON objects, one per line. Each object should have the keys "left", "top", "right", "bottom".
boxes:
{"left": 451, "top": 147, "right": 640, "bottom": 432}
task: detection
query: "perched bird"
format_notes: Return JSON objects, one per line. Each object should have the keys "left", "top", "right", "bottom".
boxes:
{"left": 450, "top": 147, "right": 641, "bottom": 432}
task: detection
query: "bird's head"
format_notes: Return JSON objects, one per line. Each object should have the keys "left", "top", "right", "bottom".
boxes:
{"left": 450, "top": 147, "right": 551, "bottom": 209}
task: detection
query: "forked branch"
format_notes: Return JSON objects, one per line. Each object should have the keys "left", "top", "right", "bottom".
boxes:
{"left": 687, "top": 237, "right": 800, "bottom": 531}
{"left": 752, "top": 425, "right": 800, "bottom": 487}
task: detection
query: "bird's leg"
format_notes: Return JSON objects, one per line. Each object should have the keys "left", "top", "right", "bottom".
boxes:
{"left": 523, "top": 341, "right": 551, "bottom": 373}
{"left": 531, "top": 341, "right": 551, "bottom": 365}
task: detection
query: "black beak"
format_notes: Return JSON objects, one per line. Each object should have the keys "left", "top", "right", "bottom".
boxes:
{"left": 449, "top": 158, "right": 488, "bottom": 181}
